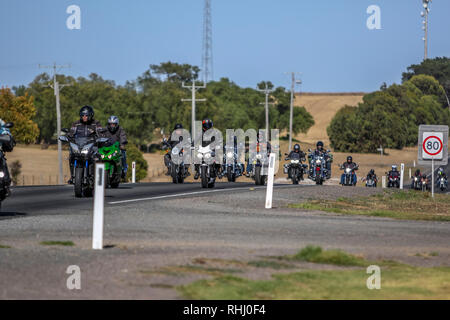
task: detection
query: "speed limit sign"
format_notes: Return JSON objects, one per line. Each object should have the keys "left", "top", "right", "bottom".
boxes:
{"left": 418, "top": 125, "right": 448, "bottom": 166}
{"left": 422, "top": 132, "right": 443, "bottom": 159}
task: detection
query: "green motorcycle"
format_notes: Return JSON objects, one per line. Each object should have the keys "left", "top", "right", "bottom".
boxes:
{"left": 98, "top": 141, "right": 123, "bottom": 188}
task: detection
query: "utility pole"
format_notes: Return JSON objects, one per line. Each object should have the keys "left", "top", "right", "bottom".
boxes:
{"left": 181, "top": 80, "right": 206, "bottom": 144}
{"left": 39, "top": 63, "right": 71, "bottom": 185}
{"left": 421, "top": 0, "right": 432, "bottom": 60}
{"left": 284, "top": 72, "right": 302, "bottom": 151}
{"left": 257, "top": 83, "right": 275, "bottom": 142}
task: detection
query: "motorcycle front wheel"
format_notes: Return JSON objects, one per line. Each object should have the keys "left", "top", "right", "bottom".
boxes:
{"left": 74, "top": 167, "right": 83, "bottom": 198}
{"left": 201, "top": 166, "right": 208, "bottom": 188}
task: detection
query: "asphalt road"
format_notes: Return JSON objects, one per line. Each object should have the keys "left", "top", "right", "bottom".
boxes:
{"left": 0, "top": 181, "right": 265, "bottom": 218}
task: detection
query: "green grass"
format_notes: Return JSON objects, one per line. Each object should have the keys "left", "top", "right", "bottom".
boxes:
{"left": 178, "top": 266, "right": 450, "bottom": 300}
{"left": 289, "top": 190, "right": 450, "bottom": 221}
{"left": 39, "top": 241, "right": 75, "bottom": 246}
{"left": 288, "top": 245, "right": 368, "bottom": 267}
{"left": 247, "top": 260, "right": 295, "bottom": 270}
{"left": 0, "top": 244, "right": 11, "bottom": 249}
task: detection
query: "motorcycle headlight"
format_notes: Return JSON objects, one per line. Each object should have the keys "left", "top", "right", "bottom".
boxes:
{"left": 197, "top": 153, "right": 203, "bottom": 159}
{"left": 291, "top": 160, "right": 299, "bottom": 164}
{"left": 204, "top": 153, "right": 211, "bottom": 159}
{"left": 414, "top": 177, "right": 418, "bottom": 181}
{"left": 108, "top": 154, "right": 112, "bottom": 159}
{"left": 81, "top": 149, "right": 89, "bottom": 155}
{"left": 256, "top": 154, "right": 262, "bottom": 160}
{"left": 70, "top": 143, "right": 80, "bottom": 154}
{"left": 227, "top": 152, "right": 234, "bottom": 159}
{"left": 101, "top": 154, "right": 105, "bottom": 159}
{"left": 0, "top": 171, "right": 4, "bottom": 178}
{"left": 81, "top": 143, "right": 94, "bottom": 155}
{"left": 172, "top": 147, "right": 179, "bottom": 155}
{"left": 316, "top": 159, "right": 321, "bottom": 164}
{"left": 346, "top": 168, "right": 351, "bottom": 173}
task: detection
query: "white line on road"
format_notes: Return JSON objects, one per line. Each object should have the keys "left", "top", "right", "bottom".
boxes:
{"left": 107, "top": 184, "right": 309, "bottom": 205}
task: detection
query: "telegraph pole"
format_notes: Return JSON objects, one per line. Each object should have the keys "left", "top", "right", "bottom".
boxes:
{"left": 285, "top": 72, "right": 302, "bottom": 151}
{"left": 181, "top": 80, "right": 206, "bottom": 144}
{"left": 258, "top": 83, "right": 275, "bottom": 141}
{"left": 39, "top": 63, "right": 71, "bottom": 185}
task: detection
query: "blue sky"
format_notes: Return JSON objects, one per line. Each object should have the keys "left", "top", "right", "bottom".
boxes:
{"left": 0, "top": 0, "right": 449, "bottom": 92}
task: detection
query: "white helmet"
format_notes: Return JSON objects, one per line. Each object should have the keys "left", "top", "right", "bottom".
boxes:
{"left": 392, "top": 165, "right": 398, "bottom": 171}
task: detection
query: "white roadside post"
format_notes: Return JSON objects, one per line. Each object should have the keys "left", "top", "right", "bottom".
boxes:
{"left": 382, "top": 176, "right": 386, "bottom": 189}
{"left": 265, "top": 153, "right": 276, "bottom": 209}
{"left": 132, "top": 161, "right": 136, "bottom": 184}
{"left": 400, "top": 163, "right": 404, "bottom": 189}
{"left": 93, "top": 163, "right": 105, "bottom": 250}
{"left": 409, "top": 168, "right": 412, "bottom": 179}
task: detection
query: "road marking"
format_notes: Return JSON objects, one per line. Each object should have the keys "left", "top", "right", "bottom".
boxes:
{"left": 107, "top": 184, "right": 309, "bottom": 205}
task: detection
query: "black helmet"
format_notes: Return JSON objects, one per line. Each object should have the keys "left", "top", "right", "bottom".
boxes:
{"left": 79, "top": 105, "right": 94, "bottom": 123}
{"left": 202, "top": 119, "right": 213, "bottom": 132}
{"left": 317, "top": 141, "right": 324, "bottom": 148}
{"left": 174, "top": 123, "right": 183, "bottom": 130}
{"left": 294, "top": 144, "right": 300, "bottom": 152}
{"left": 347, "top": 156, "right": 352, "bottom": 163}
{"left": 369, "top": 169, "right": 375, "bottom": 175}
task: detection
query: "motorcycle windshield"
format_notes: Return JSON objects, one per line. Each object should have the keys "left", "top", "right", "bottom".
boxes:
{"left": 290, "top": 153, "right": 301, "bottom": 160}
{"left": 74, "top": 136, "right": 95, "bottom": 149}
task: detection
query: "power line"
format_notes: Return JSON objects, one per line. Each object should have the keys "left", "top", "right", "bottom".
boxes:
{"left": 181, "top": 80, "right": 206, "bottom": 144}
{"left": 39, "top": 63, "right": 72, "bottom": 185}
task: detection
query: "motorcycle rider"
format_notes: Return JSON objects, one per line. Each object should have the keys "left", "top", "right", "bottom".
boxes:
{"left": 103, "top": 116, "right": 128, "bottom": 179}
{"left": 164, "top": 123, "right": 186, "bottom": 175}
{"left": 285, "top": 144, "right": 306, "bottom": 178}
{"left": 67, "top": 106, "right": 103, "bottom": 184}
{"left": 340, "top": 156, "right": 358, "bottom": 185}
{"left": 0, "top": 119, "right": 15, "bottom": 195}
{"left": 437, "top": 167, "right": 448, "bottom": 188}
{"left": 245, "top": 131, "right": 272, "bottom": 177}
{"left": 194, "top": 119, "right": 221, "bottom": 180}
{"left": 309, "top": 141, "right": 332, "bottom": 178}
{"left": 363, "top": 169, "right": 378, "bottom": 185}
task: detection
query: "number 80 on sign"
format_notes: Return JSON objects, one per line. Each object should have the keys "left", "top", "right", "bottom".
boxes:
{"left": 422, "top": 132, "right": 443, "bottom": 160}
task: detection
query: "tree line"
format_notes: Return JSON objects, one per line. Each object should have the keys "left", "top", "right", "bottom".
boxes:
{"left": 8, "top": 61, "right": 314, "bottom": 147}
{"left": 328, "top": 57, "right": 450, "bottom": 153}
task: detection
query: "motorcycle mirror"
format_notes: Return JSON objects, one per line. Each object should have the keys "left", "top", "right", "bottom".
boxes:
{"left": 59, "top": 136, "right": 69, "bottom": 142}
{"left": 308, "top": 149, "right": 312, "bottom": 152}
{"left": 98, "top": 128, "right": 107, "bottom": 133}
{"left": 4, "top": 122, "right": 14, "bottom": 128}
{"left": 327, "top": 149, "right": 331, "bottom": 153}
{"left": 96, "top": 137, "right": 110, "bottom": 144}
{"left": 61, "top": 128, "right": 69, "bottom": 133}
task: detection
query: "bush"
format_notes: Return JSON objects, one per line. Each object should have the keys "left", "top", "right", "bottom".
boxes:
{"left": 9, "top": 160, "right": 22, "bottom": 185}
{"left": 126, "top": 144, "right": 148, "bottom": 182}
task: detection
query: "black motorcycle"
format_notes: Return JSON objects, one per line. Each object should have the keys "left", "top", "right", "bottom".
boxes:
{"left": 0, "top": 122, "right": 14, "bottom": 208}
{"left": 197, "top": 144, "right": 220, "bottom": 188}
{"left": 284, "top": 152, "right": 307, "bottom": 185}
{"left": 223, "top": 143, "right": 244, "bottom": 182}
{"left": 59, "top": 130, "right": 109, "bottom": 197}
{"left": 163, "top": 139, "right": 190, "bottom": 184}
{"left": 340, "top": 164, "right": 358, "bottom": 186}
{"left": 386, "top": 171, "right": 400, "bottom": 188}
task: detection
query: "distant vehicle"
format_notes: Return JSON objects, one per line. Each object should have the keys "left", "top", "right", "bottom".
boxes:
{"left": 340, "top": 164, "right": 358, "bottom": 186}
{"left": 0, "top": 122, "right": 14, "bottom": 209}
{"left": 386, "top": 170, "right": 400, "bottom": 188}
{"left": 284, "top": 152, "right": 308, "bottom": 185}
{"left": 98, "top": 141, "right": 123, "bottom": 188}
{"left": 307, "top": 149, "right": 330, "bottom": 185}
{"left": 438, "top": 175, "right": 448, "bottom": 191}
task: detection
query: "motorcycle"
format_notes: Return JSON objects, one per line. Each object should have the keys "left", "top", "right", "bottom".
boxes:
{"left": 98, "top": 141, "right": 123, "bottom": 188}
{"left": 163, "top": 139, "right": 189, "bottom": 184}
{"left": 420, "top": 175, "right": 429, "bottom": 192}
{"left": 365, "top": 175, "right": 377, "bottom": 187}
{"left": 59, "top": 130, "right": 109, "bottom": 197}
{"left": 197, "top": 144, "right": 219, "bottom": 188}
{"left": 0, "top": 122, "right": 14, "bottom": 208}
{"left": 308, "top": 150, "right": 330, "bottom": 185}
{"left": 386, "top": 171, "right": 400, "bottom": 188}
{"left": 411, "top": 175, "right": 422, "bottom": 190}
{"left": 437, "top": 176, "right": 448, "bottom": 192}
{"left": 340, "top": 164, "right": 358, "bottom": 186}
{"left": 284, "top": 152, "right": 307, "bottom": 185}
{"left": 223, "top": 143, "right": 244, "bottom": 182}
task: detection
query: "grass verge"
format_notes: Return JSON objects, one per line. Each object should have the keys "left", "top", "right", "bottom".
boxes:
{"left": 289, "top": 190, "right": 450, "bottom": 221}
{"left": 40, "top": 241, "right": 75, "bottom": 246}
{"left": 178, "top": 246, "right": 450, "bottom": 300}
{"left": 0, "top": 244, "right": 11, "bottom": 249}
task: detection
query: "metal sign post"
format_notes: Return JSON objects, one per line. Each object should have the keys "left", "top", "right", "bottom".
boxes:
{"left": 265, "top": 153, "right": 276, "bottom": 209}
{"left": 93, "top": 163, "right": 105, "bottom": 250}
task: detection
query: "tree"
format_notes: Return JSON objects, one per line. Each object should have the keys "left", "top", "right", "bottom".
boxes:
{"left": 0, "top": 88, "right": 39, "bottom": 143}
